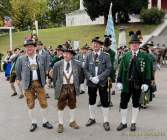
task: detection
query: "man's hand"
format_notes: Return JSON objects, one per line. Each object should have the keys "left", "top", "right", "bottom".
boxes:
{"left": 49, "top": 69, "right": 53, "bottom": 78}
{"left": 90, "top": 76, "right": 99, "bottom": 84}
{"left": 116, "top": 83, "right": 123, "bottom": 90}
{"left": 141, "top": 84, "right": 149, "bottom": 92}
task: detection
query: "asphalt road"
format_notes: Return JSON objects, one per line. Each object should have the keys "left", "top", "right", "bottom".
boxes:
{"left": 0, "top": 68, "right": 167, "bottom": 140}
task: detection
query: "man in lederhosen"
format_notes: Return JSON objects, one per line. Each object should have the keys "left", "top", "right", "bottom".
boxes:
{"left": 52, "top": 46, "right": 84, "bottom": 133}
{"left": 116, "top": 31, "right": 151, "bottom": 131}
{"left": 15, "top": 37, "right": 53, "bottom": 132}
{"left": 84, "top": 37, "right": 112, "bottom": 131}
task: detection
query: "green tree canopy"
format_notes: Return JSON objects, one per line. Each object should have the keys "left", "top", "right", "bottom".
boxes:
{"left": 83, "top": 0, "right": 148, "bottom": 23}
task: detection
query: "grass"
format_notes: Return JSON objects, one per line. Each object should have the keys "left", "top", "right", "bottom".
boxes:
{"left": 0, "top": 24, "right": 158, "bottom": 55}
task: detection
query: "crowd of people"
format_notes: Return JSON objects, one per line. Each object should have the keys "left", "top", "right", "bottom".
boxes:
{"left": 0, "top": 30, "right": 162, "bottom": 133}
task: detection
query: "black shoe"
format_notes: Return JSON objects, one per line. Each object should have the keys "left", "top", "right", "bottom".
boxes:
{"left": 85, "top": 118, "right": 96, "bottom": 127}
{"left": 117, "top": 123, "right": 127, "bottom": 131}
{"left": 80, "top": 90, "right": 85, "bottom": 94}
{"left": 46, "top": 93, "right": 50, "bottom": 98}
{"left": 30, "top": 123, "right": 37, "bottom": 132}
{"left": 11, "top": 92, "right": 17, "bottom": 97}
{"left": 130, "top": 123, "right": 136, "bottom": 131}
{"left": 103, "top": 122, "right": 110, "bottom": 131}
{"left": 42, "top": 122, "right": 53, "bottom": 129}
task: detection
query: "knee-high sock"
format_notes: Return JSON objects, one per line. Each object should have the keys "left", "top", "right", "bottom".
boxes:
{"left": 58, "top": 110, "right": 64, "bottom": 125}
{"left": 69, "top": 109, "right": 75, "bottom": 123}
{"left": 102, "top": 107, "right": 109, "bottom": 122}
{"left": 28, "top": 108, "right": 37, "bottom": 124}
{"left": 121, "top": 109, "right": 128, "bottom": 124}
{"left": 131, "top": 107, "right": 139, "bottom": 124}
{"left": 10, "top": 83, "right": 16, "bottom": 93}
{"left": 89, "top": 105, "right": 95, "bottom": 119}
{"left": 40, "top": 108, "right": 48, "bottom": 124}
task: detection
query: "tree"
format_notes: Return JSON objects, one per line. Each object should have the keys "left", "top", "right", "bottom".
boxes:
{"left": 10, "top": 0, "right": 48, "bottom": 30}
{"left": 83, "top": 0, "right": 148, "bottom": 24}
{"left": 48, "top": 0, "right": 79, "bottom": 26}
{"left": 0, "top": 0, "right": 11, "bottom": 26}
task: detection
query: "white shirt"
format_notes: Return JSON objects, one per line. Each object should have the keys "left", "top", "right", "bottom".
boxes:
{"left": 132, "top": 50, "right": 139, "bottom": 56}
{"left": 93, "top": 51, "right": 101, "bottom": 76}
{"left": 28, "top": 54, "right": 38, "bottom": 80}
{"left": 63, "top": 60, "right": 74, "bottom": 84}
{"left": 39, "top": 49, "right": 43, "bottom": 55}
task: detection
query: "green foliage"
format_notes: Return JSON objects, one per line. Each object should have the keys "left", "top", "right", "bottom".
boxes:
{"left": 10, "top": 0, "right": 48, "bottom": 30}
{"left": 0, "top": 24, "right": 158, "bottom": 55}
{"left": 83, "top": 0, "right": 148, "bottom": 23}
{"left": 140, "top": 8, "right": 165, "bottom": 24}
{"left": 0, "top": 0, "right": 11, "bottom": 18}
{"left": 48, "top": 0, "right": 79, "bottom": 26}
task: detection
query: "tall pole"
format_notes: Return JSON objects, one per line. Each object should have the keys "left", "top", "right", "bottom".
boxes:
{"left": 9, "top": 28, "right": 12, "bottom": 50}
{"left": 157, "top": 0, "right": 161, "bottom": 10}
{"left": 148, "top": 0, "right": 152, "bottom": 9}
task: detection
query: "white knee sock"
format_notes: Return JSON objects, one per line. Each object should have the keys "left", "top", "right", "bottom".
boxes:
{"left": 69, "top": 109, "right": 75, "bottom": 123}
{"left": 102, "top": 107, "right": 109, "bottom": 123}
{"left": 40, "top": 108, "right": 48, "bottom": 124}
{"left": 58, "top": 110, "right": 64, "bottom": 125}
{"left": 28, "top": 108, "right": 37, "bottom": 124}
{"left": 121, "top": 109, "right": 128, "bottom": 124}
{"left": 131, "top": 107, "right": 139, "bottom": 124}
{"left": 89, "top": 105, "right": 95, "bottom": 119}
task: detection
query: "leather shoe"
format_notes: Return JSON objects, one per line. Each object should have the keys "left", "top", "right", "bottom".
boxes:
{"left": 18, "top": 94, "right": 24, "bottom": 99}
{"left": 46, "top": 93, "right": 50, "bottom": 98}
{"left": 57, "top": 124, "right": 64, "bottom": 133}
{"left": 103, "top": 122, "right": 110, "bottom": 131}
{"left": 11, "top": 92, "right": 17, "bottom": 97}
{"left": 42, "top": 122, "right": 53, "bottom": 129}
{"left": 85, "top": 118, "right": 96, "bottom": 127}
{"left": 30, "top": 123, "right": 37, "bottom": 132}
{"left": 130, "top": 123, "right": 136, "bottom": 131}
{"left": 117, "top": 123, "right": 127, "bottom": 131}
{"left": 69, "top": 121, "right": 80, "bottom": 129}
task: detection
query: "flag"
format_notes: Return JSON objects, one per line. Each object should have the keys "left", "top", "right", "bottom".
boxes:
{"left": 105, "top": 3, "right": 117, "bottom": 53}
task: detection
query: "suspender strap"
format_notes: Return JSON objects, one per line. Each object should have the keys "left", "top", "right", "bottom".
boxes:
{"left": 63, "top": 71, "right": 73, "bottom": 84}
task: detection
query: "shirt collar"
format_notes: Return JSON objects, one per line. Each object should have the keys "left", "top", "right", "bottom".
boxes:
{"left": 93, "top": 50, "right": 101, "bottom": 56}
{"left": 64, "top": 60, "right": 72, "bottom": 65}
{"left": 28, "top": 54, "right": 37, "bottom": 60}
{"left": 132, "top": 50, "right": 139, "bottom": 55}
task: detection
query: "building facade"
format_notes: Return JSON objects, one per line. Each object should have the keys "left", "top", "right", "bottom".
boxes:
{"left": 148, "top": 0, "right": 167, "bottom": 10}
{"left": 66, "top": 0, "right": 104, "bottom": 27}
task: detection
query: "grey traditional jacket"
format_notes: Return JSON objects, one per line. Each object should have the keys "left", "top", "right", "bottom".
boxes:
{"left": 84, "top": 51, "right": 112, "bottom": 87}
{"left": 52, "top": 59, "right": 84, "bottom": 98}
{"left": 39, "top": 49, "right": 50, "bottom": 72}
{"left": 15, "top": 54, "right": 47, "bottom": 90}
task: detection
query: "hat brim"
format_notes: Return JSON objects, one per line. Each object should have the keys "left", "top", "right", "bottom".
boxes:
{"left": 129, "top": 40, "right": 142, "bottom": 44}
{"left": 63, "top": 49, "right": 76, "bottom": 55}
{"left": 92, "top": 40, "right": 103, "bottom": 45}
{"left": 24, "top": 43, "right": 36, "bottom": 47}
{"left": 146, "top": 43, "right": 154, "bottom": 46}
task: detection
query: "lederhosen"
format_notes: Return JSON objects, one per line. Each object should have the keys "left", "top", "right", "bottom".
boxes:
{"left": 58, "top": 71, "right": 76, "bottom": 110}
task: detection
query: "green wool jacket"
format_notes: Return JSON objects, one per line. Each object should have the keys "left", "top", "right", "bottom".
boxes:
{"left": 106, "top": 49, "right": 116, "bottom": 81}
{"left": 117, "top": 51, "right": 152, "bottom": 93}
